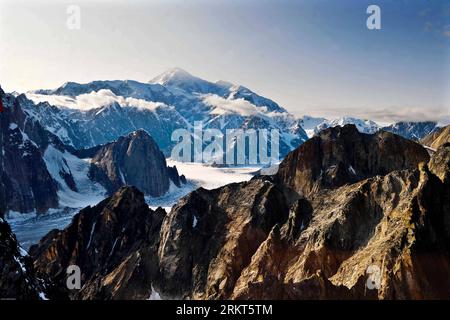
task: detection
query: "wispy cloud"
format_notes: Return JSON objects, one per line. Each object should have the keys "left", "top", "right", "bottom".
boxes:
{"left": 443, "top": 25, "right": 450, "bottom": 37}
{"left": 304, "top": 106, "right": 450, "bottom": 125}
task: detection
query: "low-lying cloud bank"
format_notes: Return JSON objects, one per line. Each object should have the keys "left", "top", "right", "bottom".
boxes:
{"left": 301, "top": 106, "right": 450, "bottom": 126}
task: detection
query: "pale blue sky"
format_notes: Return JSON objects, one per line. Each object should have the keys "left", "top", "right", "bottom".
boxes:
{"left": 0, "top": 0, "right": 449, "bottom": 122}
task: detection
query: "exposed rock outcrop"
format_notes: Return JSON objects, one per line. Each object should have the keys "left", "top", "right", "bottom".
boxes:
{"left": 29, "top": 125, "right": 450, "bottom": 300}
{"left": 30, "top": 186, "right": 165, "bottom": 299}
{"left": 421, "top": 125, "right": 450, "bottom": 150}
{"left": 232, "top": 165, "right": 450, "bottom": 299}
{"left": 0, "top": 87, "right": 59, "bottom": 213}
{"left": 154, "top": 138, "right": 449, "bottom": 299}
{"left": 429, "top": 143, "right": 450, "bottom": 184}
{"left": 88, "top": 129, "right": 185, "bottom": 196}
{"left": 0, "top": 216, "right": 47, "bottom": 299}
{"left": 157, "top": 179, "right": 294, "bottom": 299}
{"left": 275, "top": 125, "right": 429, "bottom": 198}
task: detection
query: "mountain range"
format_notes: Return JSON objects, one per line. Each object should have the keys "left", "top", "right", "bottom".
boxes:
{"left": 25, "top": 68, "right": 443, "bottom": 158}
{"left": 0, "top": 86, "right": 185, "bottom": 214}
{"left": 2, "top": 124, "right": 446, "bottom": 300}
{"left": 25, "top": 68, "right": 309, "bottom": 159}
{"left": 1, "top": 68, "right": 449, "bottom": 299}
{"left": 0, "top": 69, "right": 447, "bottom": 215}
{"left": 299, "top": 116, "right": 440, "bottom": 141}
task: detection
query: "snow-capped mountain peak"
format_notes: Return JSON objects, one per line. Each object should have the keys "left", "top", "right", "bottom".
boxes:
{"left": 150, "top": 67, "right": 196, "bottom": 85}
{"left": 149, "top": 67, "right": 229, "bottom": 97}
{"left": 327, "top": 117, "right": 379, "bottom": 134}
{"left": 381, "top": 121, "right": 439, "bottom": 141}
{"left": 298, "top": 115, "right": 380, "bottom": 138}
{"left": 215, "top": 80, "right": 233, "bottom": 88}
{"left": 22, "top": 70, "right": 309, "bottom": 157}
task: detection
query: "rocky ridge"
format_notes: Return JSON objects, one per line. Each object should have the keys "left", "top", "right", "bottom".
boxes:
{"left": 27, "top": 125, "right": 450, "bottom": 299}
{"left": 0, "top": 87, "right": 59, "bottom": 213}
{"left": 421, "top": 125, "right": 450, "bottom": 150}
{"left": 30, "top": 187, "right": 165, "bottom": 299}
{"left": 88, "top": 129, "right": 186, "bottom": 197}
{"left": 0, "top": 215, "right": 47, "bottom": 299}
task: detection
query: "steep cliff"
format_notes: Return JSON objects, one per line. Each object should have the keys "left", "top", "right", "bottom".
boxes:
{"left": 276, "top": 125, "right": 429, "bottom": 198}
{"left": 29, "top": 126, "right": 450, "bottom": 300}
{"left": 30, "top": 186, "right": 165, "bottom": 299}
{"left": 0, "top": 87, "right": 59, "bottom": 213}
{"left": 421, "top": 125, "right": 450, "bottom": 150}
{"left": 88, "top": 129, "right": 185, "bottom": 197}
{"left": 0, "top": 216, "right": 48, "bottom": 299}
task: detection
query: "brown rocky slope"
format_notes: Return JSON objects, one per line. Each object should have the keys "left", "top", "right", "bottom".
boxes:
{"left": 421, "top": 125, "right": 450, "bottom": 150}
{"left": 29, "top": 186, "right": 165, "bottom": 299}
{"left": 276, "top": 124, "right": 430, "bottom": 198}
{"left": 29, "top": 125, "right": 450, "bottom": 299}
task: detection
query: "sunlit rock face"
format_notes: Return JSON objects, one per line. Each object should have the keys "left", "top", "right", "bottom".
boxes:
{"left": 29, "top": 125, "right": 450, "bottom": 300}
{"left": 30, "top": 186, "right": 166, "bottom": 300}
{"left": 276, "top": 125, "right": 429, "bottom": 198}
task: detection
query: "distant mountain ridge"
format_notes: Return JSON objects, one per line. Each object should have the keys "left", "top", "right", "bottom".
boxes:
{"left": 299, "top": 115, "right": 441, "bottom": 141}
{"left": 0, "top": 86, "right": 186, "bottom": 215}
{"left": 25, "top": 69, "right": 446, "bottom": 158}
{"left": 382, "top": 121, "right": 439, "bottom": 141}
{"left": 26, "top": 68, "right": 308, "bottom": 158}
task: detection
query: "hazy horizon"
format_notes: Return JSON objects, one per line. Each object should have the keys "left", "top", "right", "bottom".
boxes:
{"left": 1, "top": 0, "right": 449, "bottom": 123}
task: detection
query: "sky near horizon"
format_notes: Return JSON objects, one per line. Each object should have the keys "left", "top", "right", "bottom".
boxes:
{"left": 0, "top": 0, "right": 449, "bottom": 123}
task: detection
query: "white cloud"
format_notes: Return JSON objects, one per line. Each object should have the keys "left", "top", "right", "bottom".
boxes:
{"left": 76, "top": 89, "right": 123, "bottom": 110}
{"left": 202, "top": 94, "right": 259, "bottom": 117}
{"left": 124, "top": 97, "right": 166, "bottom": 111}
{"left": 26, "top": 90, "right": 166, "bottom": 111}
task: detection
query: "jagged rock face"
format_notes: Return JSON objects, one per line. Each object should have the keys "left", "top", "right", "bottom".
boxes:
{"left": 427, "top": 144, "right": 450, "bottom": 248}
{"left": 153, "top": 126, "right": 448, "bottom": 299}
{"left": 28, "top": 125, "right": 450, "bottom": 300}
{"left": 0, "top": 88, "right": 59, "bottom": 213}
{"left": 30, "top": 187, "right": 165, "bottom": 299}
{"left": 429, "top": 143, "right": 450, "bottom": 184}
{"left": 232, "top": 165, "right": 450, "bottom": 299}
{"left": 421, "top": 125, "right": 450, "bottom": 150}
{"left": 88, "top": 129, "right": 185, "bottom": 196}
{"left": 157, "top": 180, "right": 294, "bottom": 299}
{"left": 0, "top": 216, "right": 46, "bottom": 299}
{"left": 276, "top": 125, "right": 430, "bottom": 198}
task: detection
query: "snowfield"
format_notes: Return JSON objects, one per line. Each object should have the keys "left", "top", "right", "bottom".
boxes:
{"left": 147, "top": 160, "right": 257, "bottom": 211}
{"left": 43, "top": 145, "right": 107, "bottom": 208}
{"left": 167, "top": 160, "right": 256, "bottom": 190}
{"left": 8, "top": 207, "right": 79, "bottom": 250}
